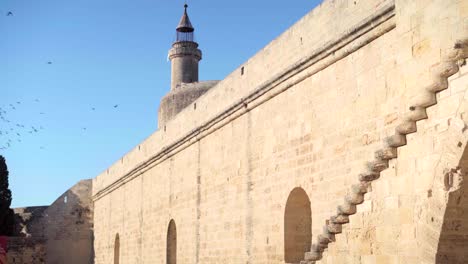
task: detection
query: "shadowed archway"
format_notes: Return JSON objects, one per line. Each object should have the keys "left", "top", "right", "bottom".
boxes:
{"left": 167, "top": 219, "right": 177, "bottom": 264}
{"left": 284, "top": 187, "right": 312, "bottom": 263}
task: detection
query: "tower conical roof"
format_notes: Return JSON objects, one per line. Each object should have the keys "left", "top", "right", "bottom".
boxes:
{"left": 176, "top": 4, "right": 194, "bottom": 33}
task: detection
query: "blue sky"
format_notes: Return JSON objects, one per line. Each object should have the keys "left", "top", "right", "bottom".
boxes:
{"left": 1, "top": 0, "right": 322, "bottom": 207}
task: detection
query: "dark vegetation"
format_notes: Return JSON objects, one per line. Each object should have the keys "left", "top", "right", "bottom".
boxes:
{"left": 0, "top": 155, "right": 14, "bottom": 236}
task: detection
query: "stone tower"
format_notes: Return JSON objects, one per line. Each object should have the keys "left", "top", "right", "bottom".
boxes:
{"left": 158, "top": 4, "right": 219, "bottom": 128}
{"left": 169, "top": 4, "right": 201, "bottom": 90}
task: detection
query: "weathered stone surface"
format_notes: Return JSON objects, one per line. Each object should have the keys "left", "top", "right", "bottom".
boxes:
{"left": 89, "top": 0, "right": 468, "bottom": 263}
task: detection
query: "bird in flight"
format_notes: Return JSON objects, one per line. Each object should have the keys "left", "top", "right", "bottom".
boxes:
{"left": 92, "top": 107, "right": 96, "bottom": 111}
{"left": 114, "top": 104, "right": 119, "bottom": 108}
{"left": 6, "top": 12, "right": 13, "bottom": 16}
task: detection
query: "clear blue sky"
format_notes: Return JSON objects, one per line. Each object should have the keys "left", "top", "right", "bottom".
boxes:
{"left": 1, "top": 0, "right": 322, "bottom": 207}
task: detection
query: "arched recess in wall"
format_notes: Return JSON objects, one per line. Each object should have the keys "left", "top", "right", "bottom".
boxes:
{"left": 114, "top": 233, "right": 120, "bottom": 264}
{"left": 167, "top": 219, "right": 177, "bottom": 264}
{"left": 436, "top": 144, "right": 468, "bottom": 263}
{"left": 284, "top": 187, "right": 312, "bottom": 263}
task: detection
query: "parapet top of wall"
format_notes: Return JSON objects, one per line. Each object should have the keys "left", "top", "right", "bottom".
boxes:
{"left": 92, "top": 0, "right": 394, "bottom": 197}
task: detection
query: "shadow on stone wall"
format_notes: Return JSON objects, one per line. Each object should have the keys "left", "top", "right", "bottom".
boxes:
{"left": 43, "top": 179, "right": 94, "bottom": 264}
{"left": 7, "top": 179, "right": 94, "bottom": 264}
{"left": 436, "top": 144, "right": 468, "bottom": 263}
{"left": 8, "top": 206, "right": 48, "bottom": 264}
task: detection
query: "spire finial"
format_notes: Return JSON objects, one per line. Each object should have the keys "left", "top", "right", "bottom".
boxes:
{"left": 176, "top": 2, "right": 194, "bottom": 33}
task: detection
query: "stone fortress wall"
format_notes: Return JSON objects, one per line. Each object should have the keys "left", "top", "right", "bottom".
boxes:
{"left": 7, "top": 180, "right": 94, "bottom": 264}
{"left": 92, "top": 0, "right": 468, "bottom": 263}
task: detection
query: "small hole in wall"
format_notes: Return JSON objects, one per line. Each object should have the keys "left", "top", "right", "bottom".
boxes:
{"left": 300, "top": 37, "right": 303, "bottom": 44}
{"left": 164, "top": 125, "right": 166, "bottom": 132}
{"left": 241, "top": 66, "right": 244, "bottom": 75}
{"left": 64, "top": 196, "right": 68, "bottom": 203}
{"left": 409, "top": 106, "right": 416, "bottom": 111}
{"left": 458, "top": 142, "right": 463, "bottom": 148}
{"left": 431, "top": 217, "right": 434, "bottom": 222}
{"left": 194, "top": 103, "right": 197, "bottom": 110}
{"left": 427, "top": 189, "right": 432, "bottom": 198}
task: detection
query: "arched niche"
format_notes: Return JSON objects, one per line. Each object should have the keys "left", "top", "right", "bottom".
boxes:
{"left": 167, "top": 219, "right": 177, "bottom": 264}
{"left": 284, "top": 187, "right": 312, "bottom": 263}
{"left": 114, "top": 233, "right": 120, "bottom": 264}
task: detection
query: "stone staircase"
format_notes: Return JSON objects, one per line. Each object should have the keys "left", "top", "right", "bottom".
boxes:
{"left": 300, "top": 40, "right": 468, "bottom": 264}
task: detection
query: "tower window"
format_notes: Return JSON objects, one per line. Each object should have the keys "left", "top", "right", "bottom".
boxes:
{"left": 241, "top": 67, "right": 245, "bottom": 76}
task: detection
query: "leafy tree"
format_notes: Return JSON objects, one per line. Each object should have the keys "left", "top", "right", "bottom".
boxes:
{"left": 0, "top": 155, "right": 14, "bottom": 236}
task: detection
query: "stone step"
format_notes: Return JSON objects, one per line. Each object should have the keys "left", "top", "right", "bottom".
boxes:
{"left": 300, "top": 41, "right": 467, "bottom": 264}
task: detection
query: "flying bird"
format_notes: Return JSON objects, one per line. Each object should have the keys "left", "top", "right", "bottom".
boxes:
{"left": 91, "top": 107, "right": 96, "bottom": 111}
{"left": 47, "top": 61, "right": 52, "bottom": 64}
{"left": 113, "top": 104, "right": 119, "bottom": 108}
{"left": 6, "top": 12, "right": 13, "bottom": 16}
{"left": 35, "top": 99, "right": 40, "bottom": 102}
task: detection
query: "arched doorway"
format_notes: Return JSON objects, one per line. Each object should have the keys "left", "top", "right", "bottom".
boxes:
{"left": 167, "top": 219, "right": 177, "bottom": 264}
{"left": 284, "top": 187, "right": 312, "bottom": 263}
{"left": 114, "top": 233, "right": 120, "bottom": 264}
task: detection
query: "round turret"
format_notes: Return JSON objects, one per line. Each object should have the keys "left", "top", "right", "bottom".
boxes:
{"left": 157, "top": 4, "right": 219, "bottom": 129}
{"left": 169, "top": 4, "right": 202, "bottom": 90}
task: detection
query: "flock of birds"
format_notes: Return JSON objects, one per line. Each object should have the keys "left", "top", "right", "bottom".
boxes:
{"left": 0, "top": 98, "right": 121, "bottom": 151}
{"left": 0, "top": 99, "right": 45, "bottom": 151}
{"left": 1, "top": 10, "right": 123, "bottom": 152}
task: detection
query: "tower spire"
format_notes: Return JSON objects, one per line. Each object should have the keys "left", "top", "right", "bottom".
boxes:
{"left": 176, "top": 4, "right": 194, "bottom": 41}
{"left": 158, "top": 3, "right": 219, "bottom": 128}
{"left": 168, "top": 4, "right": 202, "bottom": 89}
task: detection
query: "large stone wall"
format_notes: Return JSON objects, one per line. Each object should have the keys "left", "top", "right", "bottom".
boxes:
{"left": 93, "top": 0, "right": 468, "bottom": 263}
{"left": 7, "top": 180, "right": 94, "bottom": 264}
